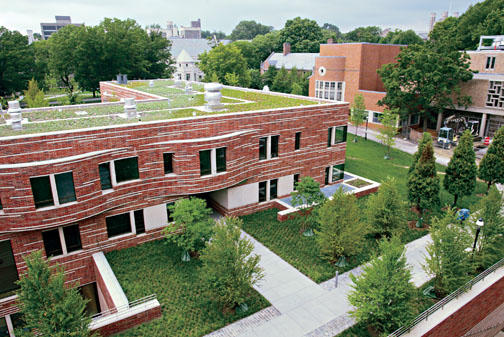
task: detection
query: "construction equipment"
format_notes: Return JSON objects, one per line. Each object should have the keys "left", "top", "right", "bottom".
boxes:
{"left": 437, "top": 126, "right": 455, "bottom": 149}
{"left": 437, "top": 115, "right": 480, "bottom": 148}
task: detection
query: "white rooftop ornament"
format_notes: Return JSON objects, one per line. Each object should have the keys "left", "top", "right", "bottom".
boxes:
{"left": 149, "top": 80, "right": 154, "bottom": 87}
{"left": 262, "top": 85, "right": 270, "bottom": 92}
{"left": 7, "top": 100, "right": 23, "bottom": 130}
{"left": 204, "top": 83, "right": 224, "bottom": 112}
{"left": 123, "top": 98, "right": 137, "bottom": 118}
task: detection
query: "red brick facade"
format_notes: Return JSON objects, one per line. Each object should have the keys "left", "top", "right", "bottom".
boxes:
{"left": 94, "top": 305, "right": 162, "bottom": 336}
{"left": 100, "top": 82, "right": 163, "bottom": 102}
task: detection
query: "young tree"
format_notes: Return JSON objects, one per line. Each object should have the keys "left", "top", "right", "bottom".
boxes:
{"left": 198, "top": 44, "right": 250, "bottom": 87}
{"left": 365, "top": 177, "right": 407, "bottom": 238}
{"left": 315, "top": 188, "right": 368, "bottom": 262}
{"left": 200, "top": 217, "right": 263, "bottom": 311}
{"left": 376, "top": 109, "right": 399, "bottom": 159}
{"left": 291, "top": 82, "right": 304, "bottom": 95}
{"left": 16, "top": 251, "right": 93, "bottom": 337}
{"left": 348, "top": 237, "right": 416, "bottom": 334}
{"left": 248, "top": 69, "right": 263, "bottom": 89}
{"left": 444, "top": 130, "right": 477, "bottom": 206}
{"left": 474, "top": 187, "right": 504, "bottom": 270}
{"left": 271, "top": 67, "right": 291, "bottom": 93}
{"left": 224, "top": 72, "right": 240, "bottom": 87}
{"left": 424, "top": 210, "right": 472, "bottom": 296}
{"left": 290, "top": 176, "right": 326, "bottom": 235}
{"left": 407, "top": 138, "right": 440, "bottom": 215}
{"left": 261, "top": 66, "right": 278, "bottom": 88}
{"left": 163, "top": 197, "right": 214, "bottom": 260}
{"left": 408, "top": 132, "right": 432, "bottom": 176}
{"left": 23, "top": 79, "right": 47, "bottom": 108}
{"left": 478, "top": 126, "right": 504, "bottom": 193}
{"left": 349, "top": 94, "right": 367, "bottom": 142}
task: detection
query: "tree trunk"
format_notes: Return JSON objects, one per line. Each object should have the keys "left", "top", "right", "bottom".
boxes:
{"left": 452, "top": 194, "right": 459, "bottom": 207}
{"left": 487, "top": 181, "right": 492, "bottom": 194}
{"left": 423, "top": 117, "right": 428, "bottom": 131}
{"left": 92, "top": 90, "right": 96, "bottom": 98}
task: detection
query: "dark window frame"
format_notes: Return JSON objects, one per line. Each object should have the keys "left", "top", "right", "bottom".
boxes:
{"left": 0, "top": 240, "right": 20, "bottom": 296}
{"left": 106, "top": 213, "right": 132, "bottom": 238}
{"left": 270, "top": 179, "right": 278, "bottom": 199}
{"left": 134, "top": 210, "right": 145, "bottom": 234}
{"left": 271, "top": 135, "right": 279, "bottom": 158}
{"left": 114, "top": 157, "right": 140, "bottom": 184}
{"left": 42, "top": 229, "right": 63, "bottom": 257}
{"left": 166, "top": 202, "right": 175, "bottom": 222}
{"left": 259, "top": 137, "right": 267, "bottom": 160}
{"left": 332, "top": 163, "right": 345, "bottom": 182}
{"left": 54, "top": 171, "right": 76, "bottom": 205}
{"left": 216, "top": 147, "right": 226, "bottom": 173}
{"left": 258, "top": 181, "right": 267, "bottom": 202}
{"left": 163, "top": 153, "right": 174, "bottom": 175}
{"left": 334, "top": 126, "right": 347, "bottom": 144}
{"left": 327, "top": 128, "right": 332, "bottom": 147}
{"left": 99, "top": 162, "right": 112, "bottom": 190}
{"left": 325, "top": 167, "right": 330, "bottom": 185}
{"left": 30, "top": 175, "right": 54, "bottom": 209}
{"left": 63, "top": 224, "right": 82, "bottom": 253}
{"left": 199, "top": 150, "right": 212, "bottom": 176}
{"left": 295, "top": 132, "right": 301, "bottom": 150}
{"left": 293, "top": 174, "right": 300, "bottom": 190}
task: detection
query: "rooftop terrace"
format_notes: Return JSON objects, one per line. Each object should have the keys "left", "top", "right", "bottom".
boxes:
{"left": 0, "top": 80, "right": 330, "bottom": 138}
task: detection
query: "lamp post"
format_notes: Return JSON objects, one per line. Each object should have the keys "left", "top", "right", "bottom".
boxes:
{"left": 472, "top": 218, "right": 484, "bottom": 254}
{"left": 365, "top": 116, "right": 369, "bottom": 141}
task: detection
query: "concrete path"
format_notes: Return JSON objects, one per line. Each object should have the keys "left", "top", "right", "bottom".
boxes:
{"left": 205, "top": 232, "right": 432, "bottom": 337}
{"left": 347, "top": 125, "right": 451, "bottom": 166}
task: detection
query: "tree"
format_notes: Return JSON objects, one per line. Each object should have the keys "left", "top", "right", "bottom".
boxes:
{"left": 32, "top": 40, "right": 50, "bottom": 89}
{"left": 16, "top": 251, "right": 93, "bottom": 337}
{"left": 200, "top": 217, "right": 263, "bottom": 311}
{"left": 474, "top": 187, "right": 504, "bottom": 270}
{"left": 74, "top": 26, "right": 105, "bottom": 97}
{"left": 271, "top": 67, "right": 291, "bottom": 93}
{"left": 366, "top": 177, "right": 407, "bottom": 238}
{"left": 349, "top": 94, "right": 367, "bottom": 142}
{"left": 424, "top": 210, "right": 472, "bottom": 296}
{"left": 261, "top": 66, "right": 277, "bottom": 88}
{"left": 232, "top": 40, "right": 260, "bottom": 69}
{"left": 224, "top": 72, "right": 240, "bottom": 86}
{"left": 248, "top": 69, "right": 263, "bottom": 89}
{"left": 407, "top": 138, "right": 440, "bottom": 214}
{"left": 316, "top": 188, "right": 368, "bottom": 262}
{"left": 376, "top": 109, "right": 399, "bottom": 159}
{"left": 0, "top": 27, "right": 35, "bottom": 97}
{"left": 379, "top": 29, "right": 424, "bottom": 45}
{"left": 408, "top": 132, "right": 432, "bottom": 176}
{"left": 251, "top": 31, "right": 282, "bottom": 66}
{"left": 230, "top": 20, "right": 273, "bottom": 41}
{"left": 163, "top": 197, "right": 214, "bottom": 260}
{"left": 321, "top": 23, "right": 342, "bottom": 39}
{"left": 290, "top": 176, "right": 326, "bottom": 234}
{"left": 348, "top": 237, "right": 416, "bottom": 334}
{"left": 444, "top": 130, "right": 477, "bottom": 206}
{"left": 344, "top": 26, "right": 382, "bottom": 43}
{"left": 23, "top": 79, "right": 47, "bottom": 108}
{"left": 199, "top": 44, "right": 251, "bottom": 87}
{"left": 291, "top": 82, "right": 303, "bottom": 95}
{"left": 478, "top": 126, "right": 504, "bottom": 193}
{"left": 378, "top": 41, "right": 473, "bottom": 130}
{"left": 279, "top": 17, "right": 323, "bottom": 53}
{"left": 143, "top": 30, "right": 174, "bottom": 79}
{"left": 201, "top": 30, "right": 227, "bottom": 39}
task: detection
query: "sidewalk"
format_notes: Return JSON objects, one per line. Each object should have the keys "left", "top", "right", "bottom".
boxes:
{"left": 347, "top": 125, "right": 451, "bottom": 166}
{"left": 205, "top": 232, "right": 432, "bottom": 337}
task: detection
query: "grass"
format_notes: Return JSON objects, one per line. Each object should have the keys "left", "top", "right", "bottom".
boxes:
{"left": 240, "top": 137, "right": 486, "bottom": 284}
{"left": 106, "top": 240, "right": 269, "bottom": 337}
{"left": 345, "top": 179, "right": 371, "bottom": 188}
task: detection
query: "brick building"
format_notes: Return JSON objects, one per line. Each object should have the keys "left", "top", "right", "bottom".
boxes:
{"left": 0, "top": 81, "right": 348, "bottom": 335}
{"left": 260, "top": 42, "right": 319, "bottom": 76}
{"left": 308, "top": 41, "right": 420, "bottom": 132}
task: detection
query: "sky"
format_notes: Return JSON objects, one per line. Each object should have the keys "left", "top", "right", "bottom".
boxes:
{"left": 0, "top": 0, "right": 481, "bottom": 36}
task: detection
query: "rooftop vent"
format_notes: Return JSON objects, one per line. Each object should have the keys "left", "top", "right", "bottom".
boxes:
{"left": 204, "top": 83, "right": 224, "bottom": 112}
{"left": 116, "top": 74, "right": 128, "bottom": 85}
{"left": 149, "top": 80, "right": 154, "bottom": 87}
{"left": 123, "top": 98, "right": 138, "bottom": 118}
{"left": 7, "top": 100, "right": 23, "bottom": 130}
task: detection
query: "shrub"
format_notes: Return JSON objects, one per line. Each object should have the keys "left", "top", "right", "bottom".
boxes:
{"left": 478, "top": 126, "right": 504, "bottom": 193}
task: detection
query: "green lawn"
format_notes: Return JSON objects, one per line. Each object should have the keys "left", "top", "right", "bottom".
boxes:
{"left": 106, "top": 240, "right": 269, "bottom": 337}
{"left": 240, "top": 137, "right": 486, "bottom": 283}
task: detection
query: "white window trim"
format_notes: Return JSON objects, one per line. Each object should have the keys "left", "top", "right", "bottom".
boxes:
{"left": 259, "top": 179, "right": 278, "bottom": 203}
{"left": 201, "top": 147, "right": 226, "bottom": 176}
{"left": 315, "top": 80, "right": 345, "bottom": 101}
{"left": 102, "top": 156, "right": 140, "bottom": 188}
{"left": 106, "top": 209, "right": 146, "bottom": 240}
{"left": 43, "top": 224, "right": 82, "bottom": 258}
{"left": 327, "top": 164, "right": 345, "bottom": 184}
{"left": 328, "top": 126, "right": 346, "bottom": 146}
{"left": 32, "top": 171, "right": 76, "bottom": 210}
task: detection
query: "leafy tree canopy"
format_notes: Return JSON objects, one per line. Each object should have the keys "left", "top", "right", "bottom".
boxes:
{"left": 199, "top": 43, "right": 251, "bottom": 87}
{"left": 201, "top": 30, "right": 227, "bottom": 39}
{"left": 279, "top": 17, "right": 323, "bottom": 53}
{"left": 230, "top": 20, "right": 273, "bottom": 41}
{"left": 344, "top": 26, "right": 382, "bottom": 43}
{"left": 478, "top": 126, "right": 504, "bottom": 192}
{"left": 380, "top": 29, "right": 424, "bottom": 45}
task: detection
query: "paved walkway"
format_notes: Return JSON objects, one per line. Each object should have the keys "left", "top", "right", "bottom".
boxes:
{"left": 205, "top": 232, "right": 432, "bottom": 337}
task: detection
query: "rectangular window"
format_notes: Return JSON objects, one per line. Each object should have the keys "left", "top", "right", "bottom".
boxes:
{"left": 294, "top": 173, "right": 300, "bottom": 190}
{"left": 199, "top": 150, "right": 212, "bottom": 176}
{"left": 332, "top": 164, "right": 345, "bottom": 182}
{"left": 372, "top": 112, "right": 382, "bottom": 124}
{"left": 258, "top": 181, "right": 267, "bottom": 202}
{"left": 295, "top": 132, "right": 301, "bottom": 150}
{"left": 259, "top": 137, "right": 267, "bottom": 160}
{"left": 30, "top": 176, "right": 54, "bottom": 208}
{"left": 114, "top": 157, "right": 139, "bottom": 183}
{"left": 163, "top": 153, "right": 173, "bottom": 174}
{"left": 134, "top": 210, "right": 145, "bottom": 234}
{"left": 79, "top": 283, "right": 101, "bottom": 317}
{"left": 316, "top": 81, "right": 344, "bottom": 101}
{"left": 334, "top": 126, "right": 347, "bottom": 144}
{"left": 166, "top": 202, "right": 175, "bottom": 222}
{"left": 270, "top": 136, "right": 279, "bottom": 158}
{"left": 99, "top": 163, "right": 112, "bottom": 190}
{"left": 55, "top": 172, "right": 76, "bottom": 204}
{"left": 0, "top": 197, "right": 3, "bottom": 211}
{"left": 270, "top": 179, "right": 278, "bottom": 199}
{"left": 325, "top": 167, "right": 330, "bottom": 185}
{"left": 42, "top": 229, "right": 63, "bottom": 257}
{"left": 0, "top": 240, "right": 20, "bottom": 295}
{"left": 106, "top": 213, "right": 132, "bottom": 238}
{"left": 63, "top": 224, "right": 82, "bottom": 253}
{"left": 216, "top": 147, "right": 226, "bottom": 173}
{"left": 486, "top": 56, "right": 496, "bottom": 69}
{"left": 327, "top": 128, "right": 332, "bottom": 147}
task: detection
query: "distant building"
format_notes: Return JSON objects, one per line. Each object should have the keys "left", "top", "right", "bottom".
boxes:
{"left": 147, "top": 19, "right": 202, "bottom": 40}
{"left": 26, "top": 30, "right": 34, "bottom": 44}
{"left": 40, "top": 16, "right": 84, "bottom": 40}
{"left": 429, "top": 11, "right": 459, "bottom": 32}
{"left": 260, "top": 43, "right": 319, "bottom": 76}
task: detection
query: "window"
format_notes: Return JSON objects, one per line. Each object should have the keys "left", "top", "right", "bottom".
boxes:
{"left": 270, "top": 179, "right": 278, "bottom": 199}
{"left": 486, "top": 56, "right": 496, "bottom": 70}
{"left": 186, "top": 73, "right": 190, "bottom": 80}
{"left": 258, "top": 181, "right": 267, "bottom": 202}
{"left": 0, "top": 197, "right": 3, "bottom": 212}
{"left": 199, "top": 150, "right": 212, "bottom": 176}
{"left": 293, "top": 174, "right": 300, "bottom": 190}
{"left": 325, "top": 167, "right": 330, "bottom": 185}
{"left": 259, "top": 136, "right": 279, "bottom": 160}
{"left": 166, "top": 202, "right": 175, "bottom": 222}
{"left": 30, "top": 176, "right": 54, "bottom": 208}
{"left": 79, "top": 283, "right": 101, "bottom": 317}
{"left": 332, "top": 164, "right": 345, "bottom": 181}
{"left": 163, "top": 153, "right": 173, "bottom": 174}
{"left": 54, "top": 172, "right": 76, "bottom": 204}
{"left": 315, "top": 80, "right": 344, "bottom": 101}
{"left": 134, "top": 210, "right": 145, "bottom": 234}
{"left": 259, "top": 137, "right": 267, "bottom": 160}
{"left": 486, "top": 81, "right": 504, "bottom": 108}
{"left": 42, "top": 224, "right": 82, "bottom": 257}
{"left": 0, "top": 240, "right": 19, "bottom": 295}
{"left": 328, "top": 126, "right": 347, "bottom": 146}
{"left": 216, "top": 148, "right": 226, "bottom": 173}
{"left": 372, "top": 112, "right": 382, "bottom": 124}
{"left": 106, "top": 213, "right": 132, "bottom": 238}
{"left": 99, "top": 162, "right": 112, "bottom": 190}
{"left": 295, "top": 132, "right": 301, "bottom": 150}
{"left": 10, "top": 313, "right": 25, "bottom": 332}
{"left": 114, "top": 157, "right": 139, "bottom": 183}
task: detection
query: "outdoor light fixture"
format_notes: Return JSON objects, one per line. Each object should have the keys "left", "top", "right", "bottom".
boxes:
{"left": 472, "top": 218, "right": 484, "bottom": 254}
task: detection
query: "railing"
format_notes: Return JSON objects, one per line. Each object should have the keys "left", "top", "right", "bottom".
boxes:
{"left": 389, "top": 257, "right": 504, "bottom": 337}
{"left": 90, "top": 294, "right": 158, "bottom": 324}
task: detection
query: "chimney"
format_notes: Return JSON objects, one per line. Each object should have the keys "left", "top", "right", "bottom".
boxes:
{"left": 283, "top": 42, "right": 291, "bottom": 56}
{"left": 327, "top": 38, "right": 334, "bottom": 44}
{"left": 429, "top": 12, "right": 436, "bottom": 32}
